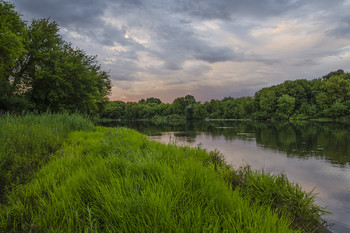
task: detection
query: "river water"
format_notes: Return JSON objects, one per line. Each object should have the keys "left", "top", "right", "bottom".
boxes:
{"left": 102, "top": 120, "right": 350, "bottom": 233}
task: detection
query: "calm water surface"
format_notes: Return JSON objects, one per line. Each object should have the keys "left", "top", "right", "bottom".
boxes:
{"left": 102, "top": 120, "right": 350, "bottom": 233}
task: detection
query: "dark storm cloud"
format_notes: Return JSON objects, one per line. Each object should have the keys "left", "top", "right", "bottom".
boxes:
{"left": 13, "top": 0, "right": 107, "bottom": 27}
{"left": 12, "top": 0, "right": 239, "bottom": 72}
{"left": 303, "top": 0, "right": 345, "bottom": 9}
{"left": 13, "top": 0, "right": 143, "bottom": 48}
{"left": 147, "top": 20, "right": 238, "bottom": 70}
{"left": 329, "top": 15, "right": 350, "bottom": 38}
{"left": 192, "top": 45, "right": 236, "bottom": 63}
{"left": 155, "top": 35, "right": 237, "bottom": 69}
{"left": 12, "top": 0, "right": 349, "bottom": 50}
{"left": 13, "top": 0, "right": 147, "bottom": 27}
{"left": 169, "top": 0, "right": 302, "bottom": 20}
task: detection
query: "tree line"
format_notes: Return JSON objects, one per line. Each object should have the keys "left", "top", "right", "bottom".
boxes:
{"left": 102, "top": 70, "right": 350, "bottom": 120}
{"left": 0, "top": 1, "right": 111, "bottom": 115}
{"left": 2, "top": 1, "right": 349, "bottom": 120}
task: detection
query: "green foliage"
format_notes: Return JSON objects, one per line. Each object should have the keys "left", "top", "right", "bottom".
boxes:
{"left": 276, "top": 94, "right": 296, "bottom": 120}
{"left": 102, "top": 101, "right": 126, "bottom": 119}
{"left": 185, "top": 103, "right": 194, "bottom": 120}
{"left": 321, "top": 69, "right": 345, "bottom": 81}
{"left": 258, "top": 88, "right": 277, "bottom": 116}
{"left": 323, "top": 101, "right": 348, "bottom": 118}
{"left": 145, "top": 97, "right": 162, "bottom": 104}
{"left": 320, "top": 73, "right": 350, "bottom": 104}
{"left": 280, "top": 80, "right": 311, "bottom": 110}
{"left": 294, "top": 103, "right": 317, "bottom": 119}
{"left": 315, "top": 92, "right": 330, "bottom": 110}
{"left": 0, "top": 0, "right": 27, "bottom": 112}
{"left": 101, "top": 100, "right": 176, "bottom": 120}
{"left": 0, "top": 4, "right": 111, "bottom": 115}
{"left": 139, "top": 97, "right": 163, "bottom": 105}
{"left": 192, "top": 102, "right": 208, "bottom": 119}
{"left": 16, "top": 19, "right": 111, "bottom": 115}
{"left": 252, "top": 111, "right": 269, "bottom": 120}
{"left": 0, "top": 0, "right": 26, "bottom": 69}
{"left": 204, "top": 99, "right": 225, "bottom": 119}
{"left": 172, "top": 95, "right": 196, "bottom": 115}
{"left": 223, "top": 97, "right": 254, "bottom": 119}
{"left": 0, "top": 126, "right": 318, "bottom": 232}
{"left": 0, "top": 113, "right": 94, "bottom": 202}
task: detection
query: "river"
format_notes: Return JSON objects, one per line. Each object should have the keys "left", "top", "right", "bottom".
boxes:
{"left": 101, "top": 120, "right": 350, "bottom": 233}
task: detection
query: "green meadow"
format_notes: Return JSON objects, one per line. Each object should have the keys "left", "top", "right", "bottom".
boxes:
{"left": 0, "top": 114, "right": 327, "bottom": 232}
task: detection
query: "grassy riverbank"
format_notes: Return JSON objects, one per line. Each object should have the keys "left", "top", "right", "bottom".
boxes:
{"left": 0, "top": 114, "right": 327, "bottom": 232}
{"left": 0, "top": 113, "right": 94, "bottom": 202}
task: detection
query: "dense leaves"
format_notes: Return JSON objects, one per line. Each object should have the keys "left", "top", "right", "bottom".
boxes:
{"left": 0, "top": 0, "right": 26, "bottom": 70}
{"left": 0, "top": 0, "right": 27, "bottom": 111}
{"left": 0, "top": 1, "right": 111, "bottom": 115}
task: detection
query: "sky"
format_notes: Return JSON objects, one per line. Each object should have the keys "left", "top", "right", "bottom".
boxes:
{"left": 10, "top": 0, "right": 350, "bottom": 103}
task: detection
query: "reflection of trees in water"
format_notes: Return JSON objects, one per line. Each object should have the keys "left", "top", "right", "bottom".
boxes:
{"left": 99, "top": 120, "right": 350, "bottom": 166}
{"left": 193, "top": 120, "right": 350, "bottom": 166}
{"left": 253, "top": 121, "right": 350, "bottom": 166}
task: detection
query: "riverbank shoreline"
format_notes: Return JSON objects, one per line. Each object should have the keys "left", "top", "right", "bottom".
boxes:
{"left": 0, "top": 114, "right": 330, "bottom": 232}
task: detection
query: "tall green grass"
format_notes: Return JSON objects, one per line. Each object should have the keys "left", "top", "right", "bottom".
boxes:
{"left": 0, "top": 127, "right": 304, "bottom": 233}
{"left": 0, "top": 113, "right": 94, "bottom": 201}
{"left": 215, "top": 162, "right": 328, "bottom": 232}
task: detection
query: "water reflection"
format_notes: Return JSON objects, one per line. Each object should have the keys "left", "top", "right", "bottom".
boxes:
{"left": 103, "top": 120, "right": 350, "bottom": 166}
{"left": 100, "top": 120, "right": 350, "bottom": 233}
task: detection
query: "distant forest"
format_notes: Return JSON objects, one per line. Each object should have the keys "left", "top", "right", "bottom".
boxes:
{"left": 103, "top": 69, "right": 350, "bottom": 120}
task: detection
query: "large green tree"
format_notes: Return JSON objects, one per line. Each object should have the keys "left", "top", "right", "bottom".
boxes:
{"left": 1, "top": 15, "right": 111, "bottom": 114}
{"left": 20, "top": 19, "right": 111, "bottom": 114}
{"left": 1, "top": 2, "right": 111, "bottom": 115}
{"left": 172, "top": 95, "right": 196, "bottom": 115}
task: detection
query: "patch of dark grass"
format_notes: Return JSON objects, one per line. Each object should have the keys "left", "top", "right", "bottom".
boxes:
{"left": 0, "top": 113, "right": 94, "bottom": 202}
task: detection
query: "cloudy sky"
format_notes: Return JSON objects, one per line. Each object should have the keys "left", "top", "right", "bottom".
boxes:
{"left": 11, "top": 0, "right": 350, "bottom": 103}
